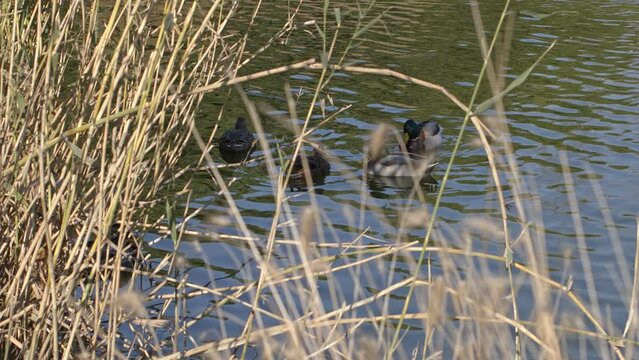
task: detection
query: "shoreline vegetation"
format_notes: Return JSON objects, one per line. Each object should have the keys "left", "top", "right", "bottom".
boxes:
{"left": 1, "top": 0, "right": 637, "bottom": 359}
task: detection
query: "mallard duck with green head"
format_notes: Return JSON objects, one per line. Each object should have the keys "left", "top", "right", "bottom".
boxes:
{"left": 367, "top": 123, "right": 439, "bottom": 178}
{"left": 403, "top": 119, "right": 442, "bottom": 155}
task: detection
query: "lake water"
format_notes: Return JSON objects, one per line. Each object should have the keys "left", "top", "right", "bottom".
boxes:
{"left": 143, "top": 1, "right": 639, "bottom": 358}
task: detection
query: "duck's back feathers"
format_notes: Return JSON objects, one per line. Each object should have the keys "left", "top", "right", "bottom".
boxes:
{"left": 368, "top": 153, "right": 437, "bottom": 178}
{"left": 290, "top": 148, "right": 331, "bottom": 180}
{"left": 220, "top": 117, "right": 256, "bottom": 153}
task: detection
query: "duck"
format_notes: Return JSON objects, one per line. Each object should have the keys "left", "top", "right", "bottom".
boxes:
{"left": 366, "top": 122, "right": 439, "bottom": 179}
{"left": 82, "top": 223, "right": 141, "bottom": 268}
{"left": 288, "top": 146, "right": 331, "bottom": 182}
{"left": 219, "top": 117, "right": 256, "bottom": 153}
{"left": 367, "top": 152, "right": 438, "bottom": 178}
{"left": 403, "top": 119, "right": 442, "bottom": 155}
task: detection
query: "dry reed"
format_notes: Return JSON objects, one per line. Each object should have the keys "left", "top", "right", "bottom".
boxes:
{"left": 1, "top": 0, "right": 636, "bottom": 359}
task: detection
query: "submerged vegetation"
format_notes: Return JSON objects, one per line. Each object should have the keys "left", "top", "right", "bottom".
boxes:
{"left": 0, "top": 0, "right": 637, "bottom": 359}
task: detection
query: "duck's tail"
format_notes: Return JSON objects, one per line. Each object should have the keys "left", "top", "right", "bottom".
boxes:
{"left": 367, "top": 124, "right": 393, "bottom": 161}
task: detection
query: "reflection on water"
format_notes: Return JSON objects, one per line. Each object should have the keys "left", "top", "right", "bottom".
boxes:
{"left": 368, "top": 173, "right": 438, "bottom": 192}
{"left": 148, "top": 0, "right": 639, "bottom": 357}
{"left": 218, "top": 147, "right": 254, "bottom": 164}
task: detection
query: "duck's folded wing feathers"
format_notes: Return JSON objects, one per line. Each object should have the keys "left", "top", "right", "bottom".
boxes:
{"left": 369, "top": 154, "right": 437, "bottom": 178}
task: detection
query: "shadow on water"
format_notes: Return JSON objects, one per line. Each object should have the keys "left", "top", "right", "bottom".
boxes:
{"left": 287, "top": 175, "right": 329, "bottom": 193}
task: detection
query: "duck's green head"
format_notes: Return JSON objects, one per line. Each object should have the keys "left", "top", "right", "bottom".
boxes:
{"left": 403, "top": 119, "right": 422, "bottom": 143}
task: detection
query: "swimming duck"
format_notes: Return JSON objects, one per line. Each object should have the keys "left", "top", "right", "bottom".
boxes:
{"left": 403, "top": 119, "right": 442, "bottom": 155}
{"left": 366, "top": 123, "right": 439, "bottom": 179}
{"left": 219, "top": 117, "right": 256, "bottom": 153}
{"left": 367, "top": 152, "right": 438, "bottom": 178}
{"left": 288, "top": 146, "right": 331, "bottom": 182}
{"left": 82, "top": 223, "right": 141, "bottom": 268}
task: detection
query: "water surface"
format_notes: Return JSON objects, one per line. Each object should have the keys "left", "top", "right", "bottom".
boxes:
{"left": 147, "top": 1, "right": 639, "bottom": 357}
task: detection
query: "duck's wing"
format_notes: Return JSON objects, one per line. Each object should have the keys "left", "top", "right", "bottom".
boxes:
{"left": 290, "top": 154, "right": 305, "bottom": 172}
{"left": 220, "top": 128, "right": 255, "bottom": 151}
{"left": 370, "top": 154, "right": 438, "bottom": 178}
{"left": 292, "top": 154, "right": 331, "bottom": 176}
{"left": 377, "top": 154, "right": 409, "bottom": 166}
{"left": 369, "top": 155, "right": 410, "bottom": 177}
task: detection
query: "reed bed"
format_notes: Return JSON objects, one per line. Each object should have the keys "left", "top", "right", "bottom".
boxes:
{"left": 1, "top": 0, "right": 637, "bottom": 359}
